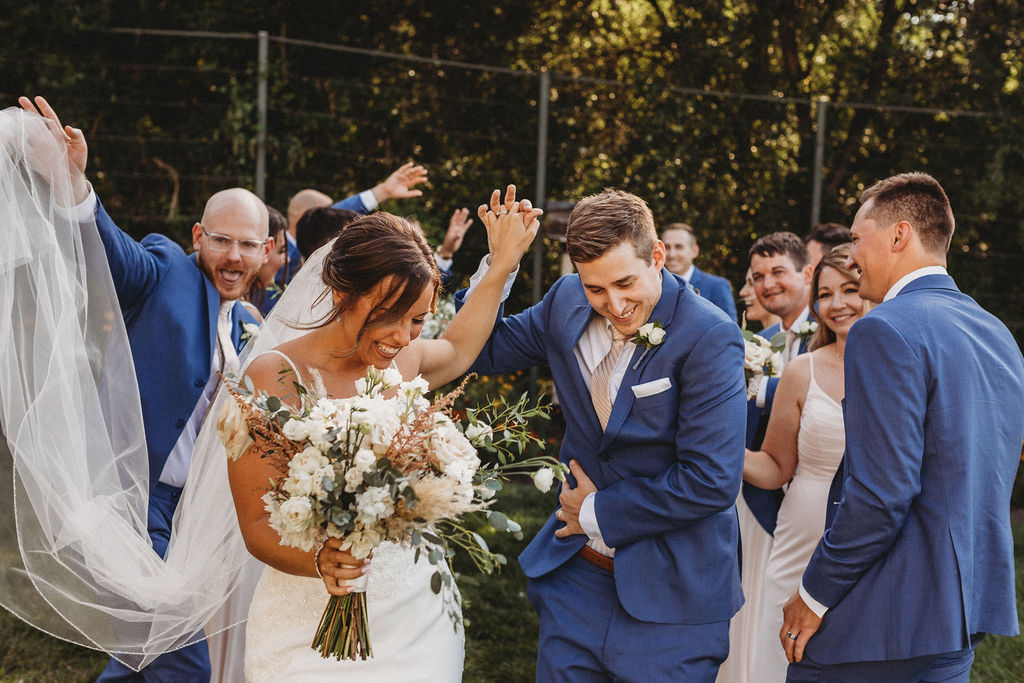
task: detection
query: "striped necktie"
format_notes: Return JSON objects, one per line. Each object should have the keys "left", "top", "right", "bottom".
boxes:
{"left": 590, "top": 332, "right": 628, "bottom": 431}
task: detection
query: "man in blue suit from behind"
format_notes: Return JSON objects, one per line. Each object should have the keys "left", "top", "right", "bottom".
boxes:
{"left": 782, "top": 173, "right": 1024, "bottom": 681}
{"left": 461, "top": 189, "right": 746, "bottom": 681}
{"left": 660, "top": 221, "right": 738, "bottom": 322}
{"left": 19, "top": 96, "right": 268, "bottom": 682}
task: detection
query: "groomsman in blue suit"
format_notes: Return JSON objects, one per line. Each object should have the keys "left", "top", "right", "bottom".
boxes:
{"left": 277, "top": 163, "right": 429, "bottom": 284}
{"left": 460, "top": 189, "right": 747, "bottom": 681}
{"left": 19, "top": 96, "right": 269, "bottom": 682}
{"left": 743, "top": 232, "right": 815, "bottom": 533}
{"left": 660, "top": 222, "right": 738, "bottom": 322}
{"left": 782, "top": 173, "right": 1024, "bottom": 681}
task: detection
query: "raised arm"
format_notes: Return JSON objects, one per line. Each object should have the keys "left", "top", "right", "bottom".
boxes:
{"left": 413, "top": 185, "right": 540, "bottom": 387}
{"left": 743, "top": 354, "right": 809, "bottom": 489}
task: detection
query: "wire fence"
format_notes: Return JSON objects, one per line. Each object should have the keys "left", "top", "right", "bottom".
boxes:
{"left": 2, "top": 27, "right": 1020, "bottom": 339}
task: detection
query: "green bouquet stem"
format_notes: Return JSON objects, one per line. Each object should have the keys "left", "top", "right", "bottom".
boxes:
{"left": 311, "top": 592, "right": 372, "bottom": 660}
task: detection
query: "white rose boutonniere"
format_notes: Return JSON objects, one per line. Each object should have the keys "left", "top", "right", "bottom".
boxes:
{"left": 629, "top": 320, "right": 666, "bottom": 370}
{"left": 240, "top": 322, "right": 260, "bottom": 343}
{"left": 795, "top": 320, "right": 818, "bottom": 342}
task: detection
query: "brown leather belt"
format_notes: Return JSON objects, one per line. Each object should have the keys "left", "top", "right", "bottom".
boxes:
{"left": 578, "top": 545, "right": 614, "bottom": 573}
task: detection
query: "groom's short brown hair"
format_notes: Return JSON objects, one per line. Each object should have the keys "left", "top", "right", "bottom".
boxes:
{"left": 566, "top": 189, "right": 656, "bottom": 264}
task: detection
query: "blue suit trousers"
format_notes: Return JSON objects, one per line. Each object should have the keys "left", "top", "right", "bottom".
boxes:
{"left": 96, "top": 483, "right": 211, "bottom": 683}
{"left": 527, "top": 554, "right": 729, "bottom": 682}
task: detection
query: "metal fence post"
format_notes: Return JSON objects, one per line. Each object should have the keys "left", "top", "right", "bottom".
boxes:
{"left": 810, "top": 97, "right": 828, "bottom": 229}
{"left": 529, "top": 70, "right": 551, "bottom": 400}
{"left": 255, "top": 30, "right": 269, "bottom": 199}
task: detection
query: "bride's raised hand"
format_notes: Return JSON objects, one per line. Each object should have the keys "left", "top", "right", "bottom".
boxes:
{"left": 18, "top": 95, "right": 90, "bottom": 203}
{"left": 476, "top": 184, "right": 542, "bottom": 274}
{"left": 316, "top": 537, "right": 370, "bottom": 597}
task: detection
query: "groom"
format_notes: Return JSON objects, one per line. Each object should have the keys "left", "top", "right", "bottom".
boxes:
{"left": 460, "top": 189, "right": 746, "bottom": 680}
{"left": 781, "top": 173, "right": 1024, "bottom": 681}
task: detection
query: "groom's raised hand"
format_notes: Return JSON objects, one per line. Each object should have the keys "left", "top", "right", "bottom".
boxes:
{"left": 554, "top": 459, "right": 597, "bottom": 538}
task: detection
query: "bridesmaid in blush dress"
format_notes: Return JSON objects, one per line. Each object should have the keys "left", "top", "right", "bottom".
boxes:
{"left": 742, "top": 244, "right": 869, "bottom": 682}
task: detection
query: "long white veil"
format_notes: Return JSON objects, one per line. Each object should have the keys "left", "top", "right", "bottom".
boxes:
{"left": 0, "top": 106, "right": 336, "bottom": 672}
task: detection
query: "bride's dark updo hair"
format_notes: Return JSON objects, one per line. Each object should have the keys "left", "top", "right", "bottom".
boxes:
{"left": 309, "top": 212, "right": 440, "bottom": 343}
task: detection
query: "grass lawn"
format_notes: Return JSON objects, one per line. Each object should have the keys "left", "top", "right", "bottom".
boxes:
{"left": 1, "top": 487, "right": 1022, "bottom": 682}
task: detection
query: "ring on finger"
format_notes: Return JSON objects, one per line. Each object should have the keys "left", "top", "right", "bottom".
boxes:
{"left": 786, "top": 631, "right": 798, "bottom": 641}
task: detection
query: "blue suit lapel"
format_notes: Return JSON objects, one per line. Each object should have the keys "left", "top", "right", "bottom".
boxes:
{"left": 191, "top": 253, "right": 221, "bottom": 361}
{"left": 600, "top": 272, "right": 681, "bottom": 450}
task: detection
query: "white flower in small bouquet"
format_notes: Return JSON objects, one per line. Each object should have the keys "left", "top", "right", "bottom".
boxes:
{"left": 741, "top": 316, "right": 787, "bottom": 399}
{"left": 419, "top": 296, "right": 456, "bottom": 339}
{"left": 217, "top": 366, "right": 565, "bottom": 661}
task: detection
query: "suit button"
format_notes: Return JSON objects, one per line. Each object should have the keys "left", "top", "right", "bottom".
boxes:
{"left": 175, "top": 419, "right": 185, "bottom": 429}
{"left": 194, "top": 378, "right": 205, "bottom": 387}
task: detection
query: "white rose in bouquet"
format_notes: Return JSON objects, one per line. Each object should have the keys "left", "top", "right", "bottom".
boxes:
{"left": 744, "top": 336, "right": 772, "bottom": 371}
{"left": 282, "top": 417, "right": 314, "bottom": 443}
{"left": 279, "top": 497, "right": 315, "bottom": 533}
{"left": 284, "top": 471, "right": 316, "bottom": 497}
{"left": 464, "top": 421, "right": 493, "bottom": 446}
{"left": 381, "top": 367, "right": 403, "bottom": 388}
{"left": 532, "top": 467, "right": 556, "bottom": 493}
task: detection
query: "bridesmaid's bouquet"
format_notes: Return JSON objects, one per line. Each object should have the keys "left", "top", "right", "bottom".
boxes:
{"left": 418, "top": 295, "right": 456, "bottom": 339}
{"left": 742, "top": 319, "right": 786, "bottom": 399}
{"left": 217, "top": 366, "right": 564, "bottom": 661}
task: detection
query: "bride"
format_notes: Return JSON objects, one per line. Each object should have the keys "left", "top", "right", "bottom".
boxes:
{"left": 0, "top": 97, "right": 538, "bottom": 679}
{"left": 223, "top": 191, "right": 539, "bottom": 681}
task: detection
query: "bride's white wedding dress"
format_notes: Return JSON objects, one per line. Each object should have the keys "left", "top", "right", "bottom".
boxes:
{"left": 749, "top": 355, "right": 845, "bottom": 681}
{"left": 245, "top": 543, "right": 463, "bottom": 682}
{"left": 239, "top": 350, "right": 464, "bottom": 682}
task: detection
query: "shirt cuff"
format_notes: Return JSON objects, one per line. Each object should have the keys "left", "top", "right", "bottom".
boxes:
{"left": 466, "top": 255, "right": 518, "bottom": 301}
{"left": 359, "top": 189, "right": 378, "bottom": 212}
{"left": 62, "top": 184, "right": 97, "bottom": 223}
{"left": 434, "top": 252, "right": 453, "bottom": 271}
{"left": 579, "top": 492, "right": 604, "bottom": 542}
{"left": 799, "top": 581, "right": 829, "bottom": 618}
{"left": 755, "top": 375, "right": 770, "bottom": 408}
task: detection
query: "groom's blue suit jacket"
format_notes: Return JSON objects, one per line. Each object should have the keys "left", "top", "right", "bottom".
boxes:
{"left": 803, "top": 274, "right": 1024, "bottom": 663}
{"left": 462, "top": 271, "right": 747, "bottom": 624}
{"left": 94, "top": 199, "right": 256, "bottom": 485}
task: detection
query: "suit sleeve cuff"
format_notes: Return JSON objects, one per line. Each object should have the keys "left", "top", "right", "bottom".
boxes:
{"left": 579, "top": 492, "right": 604, "bottom": 542}
{"left": 434, "top": 252, "right": 453, "bottom": 271}
{"left": 755, "top": 375, "right": 769, "bottom": 408}
{"left": 359, "top": 189, "right": 378, "bottom": 212}
{"left": 799, "top": 581, "right": 829, "bottom": 618}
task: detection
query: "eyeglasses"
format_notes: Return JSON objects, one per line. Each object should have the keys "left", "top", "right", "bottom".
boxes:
{"left": 199, "top": 225, "right": 266, "bottom": 257}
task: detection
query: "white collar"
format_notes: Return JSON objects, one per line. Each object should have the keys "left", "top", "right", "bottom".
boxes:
{"left": 680, "top": 264, "right": 695, "bottom": 282}
{"left": 781, "top": 306, "right": 810, "bottom": 334}
{"left": 883, "top": 266, "right": 948, "bottom": 302}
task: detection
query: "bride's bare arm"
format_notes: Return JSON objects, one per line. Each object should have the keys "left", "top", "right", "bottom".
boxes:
{"left": 226, "top": 353, "right": 366, "bottom": 593}
{"left": 413, "top": 185, "right": 540, "bottom": 388}
{"left": 743, "top": 355, "right": 810, "bottom": 490}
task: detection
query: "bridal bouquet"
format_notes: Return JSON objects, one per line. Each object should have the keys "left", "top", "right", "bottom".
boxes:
{"left": 742, "top": 321, "right": 786, "bottom": 399}
{"left": 217, "top": 366, "right": 564, "bottom": 660}
{"left": 418, "top": 295, "right": 456, "bottom": 339}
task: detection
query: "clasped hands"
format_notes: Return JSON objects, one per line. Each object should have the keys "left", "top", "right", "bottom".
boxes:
{"left": 554, "top": 459, "right": 597, "bottom": 538}
{"left": 477, "top": 185, "right": 542, "bottom": 274}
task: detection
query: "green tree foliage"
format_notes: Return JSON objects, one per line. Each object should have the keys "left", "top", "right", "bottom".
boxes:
{"left": 0, "top": 0, "right": 1020, "bottom": 335}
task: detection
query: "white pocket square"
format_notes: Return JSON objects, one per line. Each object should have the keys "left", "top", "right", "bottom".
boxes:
{"left": 631, "top": 377, "right": 672, "bottom": 398}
